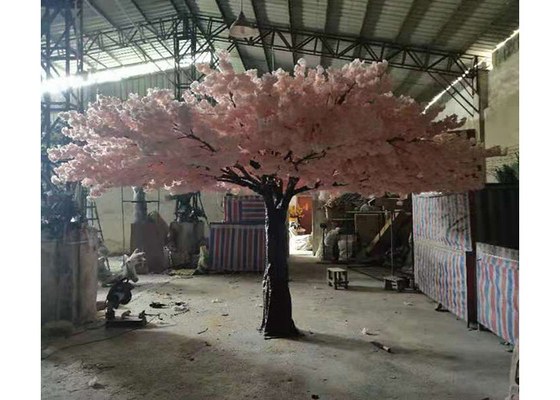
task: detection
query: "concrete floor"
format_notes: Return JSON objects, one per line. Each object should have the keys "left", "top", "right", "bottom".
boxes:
{"left": 41, "top": 253, "right": 511, "bottom": 400}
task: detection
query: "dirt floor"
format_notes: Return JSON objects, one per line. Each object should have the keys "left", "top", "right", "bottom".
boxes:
{"left": 41, "top": 253, "right": 512, "bottom": 400}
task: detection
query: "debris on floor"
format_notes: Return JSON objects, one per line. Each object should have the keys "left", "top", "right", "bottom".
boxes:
{"left": 500, "top": 341, "right": 515, "bottom": 353}
{"left": 150, "top": 301, "right": 168, "bottom": 309}
{"left": 82, "top": 363, "right": 115, "bottom": 371}
{"left": 361, "top": 328, "right": 379, "bottom": 337}
{"left": 173, "top": 304, "right": 189, "bottom": 313}
{"left": 88, "top": 376, "right": 104, "bottom": 389}
{"left": 211, "top": 299, "right": 224, "bottom": 303}
{"left": 371, "top": 341, "right": 392, "bottom": 353}
{"left": 435, "top": 303, "right": 449, "bottom": 312}
{"left": 197, "top": 327, "right": 209, "bottom": 334}
{"left": 403, "top": 301, "right": 414, "bottom": 306}
{"left": 168, "top": 269, "right": 195, "bottom": 277}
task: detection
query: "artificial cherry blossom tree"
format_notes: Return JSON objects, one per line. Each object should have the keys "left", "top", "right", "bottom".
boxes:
{"left": 50, "top": 51, "right": 500, "bottom": 338}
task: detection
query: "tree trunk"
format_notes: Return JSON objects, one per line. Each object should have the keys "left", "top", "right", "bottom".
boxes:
{"left": 260, "top": 197, "right": 299, "bottom": 338}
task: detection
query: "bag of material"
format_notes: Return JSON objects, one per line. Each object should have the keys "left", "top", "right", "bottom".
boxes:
{"left": 323, "top": 228, "right": 340, "bottom": 260}
{"left": 338, "top": 235, "right": 354, "bottom": 260}
{"left": 194, "top": 244, "right": 210, "bottom": 275}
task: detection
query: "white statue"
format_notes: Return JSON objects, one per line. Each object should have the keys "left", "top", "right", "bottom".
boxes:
{"left": 99, "top": 248, "right": 145, "bottom": 285}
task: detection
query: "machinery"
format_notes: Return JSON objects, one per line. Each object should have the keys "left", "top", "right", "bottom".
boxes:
{"left": 104, "top": 277, "right": 146, "bottom": 328}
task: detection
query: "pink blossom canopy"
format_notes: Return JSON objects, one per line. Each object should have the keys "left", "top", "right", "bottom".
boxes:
{"left": 49, "top": 51, "right": 500, "bottom": 198}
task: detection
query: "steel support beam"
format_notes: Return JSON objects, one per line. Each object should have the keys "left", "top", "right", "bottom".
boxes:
{"left": 415, "top": 0, "right": 519, "bottom": 105}
{"left": 352, "top": 0, "right": 387, "bottom": 60}
{"left": 251, "top": 0, "right": 273, "bottom": 72}
{"left": 214, "top": 0, "right": 250, "bottom": 72}
{"left": 173, "top": 0, "right": 221, "bottom": 98}
{"left": 72, "top": 13, "right": 478, "bottom": 79}
{"left": 85, "top": 0, "right": 175, "bottom": 86}
{"left": 288, "top": 0, "right": 303, "bottom": 66}
{"left": 41, "top": 0, "right": 84, "bottom": 183}
{"left": 321, "top": 0, "right": 342, "bottom": 69}
{"left": 173, "top": 19, "right": 219, "bottom": 99}
{"left": 394, "top": 0, "right": 484, "bottom": 113}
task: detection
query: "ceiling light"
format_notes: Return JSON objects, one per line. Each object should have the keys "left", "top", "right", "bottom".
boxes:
{"left": 229, "top": 0, "right": 258, "bottom": 39}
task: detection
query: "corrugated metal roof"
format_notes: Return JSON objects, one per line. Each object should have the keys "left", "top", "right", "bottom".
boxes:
{"left": 43, "top": 0, "right": 519, "bottom": 100}
{"left": 263, "top": 1, "right": 290, "bottom": 28}
{"left": 369, "top": 0, "right": 416, "bottom": 42}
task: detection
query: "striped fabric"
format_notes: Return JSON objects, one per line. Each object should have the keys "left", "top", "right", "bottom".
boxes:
{"left": 224, "top": 196, "right": 266, "bottom": 223}
{"left": 477, "top": 243, "right": 519, "bottom": 344}
{"left": 414, "top": 240, "right": 468, "bottom": 321}
{"left": 209, "top": 223, "right": 266, "bottom": 272}
{"left": 412, "top": 192, "right": 472, "bottom": 251}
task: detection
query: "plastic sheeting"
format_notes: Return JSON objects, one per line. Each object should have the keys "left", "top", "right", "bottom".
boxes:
{"left": 412, "top": 192, "right": 472, "bottom": 251}
{"left": 209, "top": 223, "right": 266, "bottom": 272}
{"left": 413, "top": 192, "right": 471, "bottom": 321}
{"left": 415, "top": 241, "right": 468, "bottom": 321}
{"left": 223, "top": 195, "right": 265, "bottom": 224}
{"left": 477, "top": 243, "right": 519, "bottom": 344}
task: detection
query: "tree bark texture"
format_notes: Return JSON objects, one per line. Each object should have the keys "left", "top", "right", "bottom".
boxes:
{"left": 260, "top": 196, "right": 299, "bottom": 338}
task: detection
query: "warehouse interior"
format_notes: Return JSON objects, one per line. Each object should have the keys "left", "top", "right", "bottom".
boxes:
{"left": 24, "top": 0, "right": 539, "bottom": 398}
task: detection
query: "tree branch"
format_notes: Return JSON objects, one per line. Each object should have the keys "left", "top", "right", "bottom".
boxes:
{"left": 173, "top": 125, "right": 218, "bottom": 153}
{"left": 286, "top": 150, "right": 328, "bottom": 171}
{"left": 233, "top": 163, "right": 262, "bottom": 187}
{"left": 337, "top": 82, "right": 356, "bottom": 105}
{"left": 293, "top": 181, "right": 321, "bottom": 195}
{"left": 219, "top": 167, "right": 263, "bottom": 194}
{"left": 217, "top": 175, "right": 262, "bottom": 194}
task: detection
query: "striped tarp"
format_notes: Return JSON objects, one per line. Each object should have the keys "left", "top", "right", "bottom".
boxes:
{"left": 224, "top": 195, "right": 266, "bottom": 223}
{"left": 477, "top": 243, "right": 519, "bottom": 344}
{"left": 209, "top": 223, "right": 266, "bottom": 272}
{"left": 414, "top": 240, "right": 468, "bottom": 321}
{"left": 412, "top": 192, "right": 472, "bottom": 251}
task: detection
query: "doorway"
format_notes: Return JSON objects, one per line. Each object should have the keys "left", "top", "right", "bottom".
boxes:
{"left": 288, "top": 195, "right": 313, "bottom": 254}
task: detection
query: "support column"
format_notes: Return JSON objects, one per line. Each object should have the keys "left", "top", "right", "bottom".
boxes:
{"left": 173, "top": 15, "right": 226, "bottom": 101}
{"left": 41, "top": 0, "right": 84, "bottom": 186}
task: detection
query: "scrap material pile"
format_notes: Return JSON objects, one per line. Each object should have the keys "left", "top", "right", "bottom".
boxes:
{"left": 165, "top": 192, "right": 207, "bottom": 270}
{"left": 319, "top": 193, "right": 413, "bottom": 271}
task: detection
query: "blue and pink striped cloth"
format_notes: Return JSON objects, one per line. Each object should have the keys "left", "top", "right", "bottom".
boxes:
{"left": 414, "top": 241, "right": 468, "bottom": 321}
{"left": 413, "top": 192, "right": 471, "bottom": 321}
{"left": 208, "top": 223, "right": 266, "bottom": 272}
{"left": 412, "top": 192, "right": 472, "bottom": 251}
{"left": 476, "top": 243, "right": 519, "bottom": 344}
{"left": 223, "top": 195, "right": 266, "bottom": 223}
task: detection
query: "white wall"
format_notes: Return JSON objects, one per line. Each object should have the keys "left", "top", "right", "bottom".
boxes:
{"left": 484, "top": 51, "right": 519, "bottom": 178}
{"left": 436, "top": 37, "right": 519, "bottom": 182}
{"left": 94, "top": 188, "right": 225, "bottom": 255}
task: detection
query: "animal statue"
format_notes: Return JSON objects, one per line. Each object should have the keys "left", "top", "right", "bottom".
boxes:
{"left": 98, "top": 248, "right": 145, "bottom": 286}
